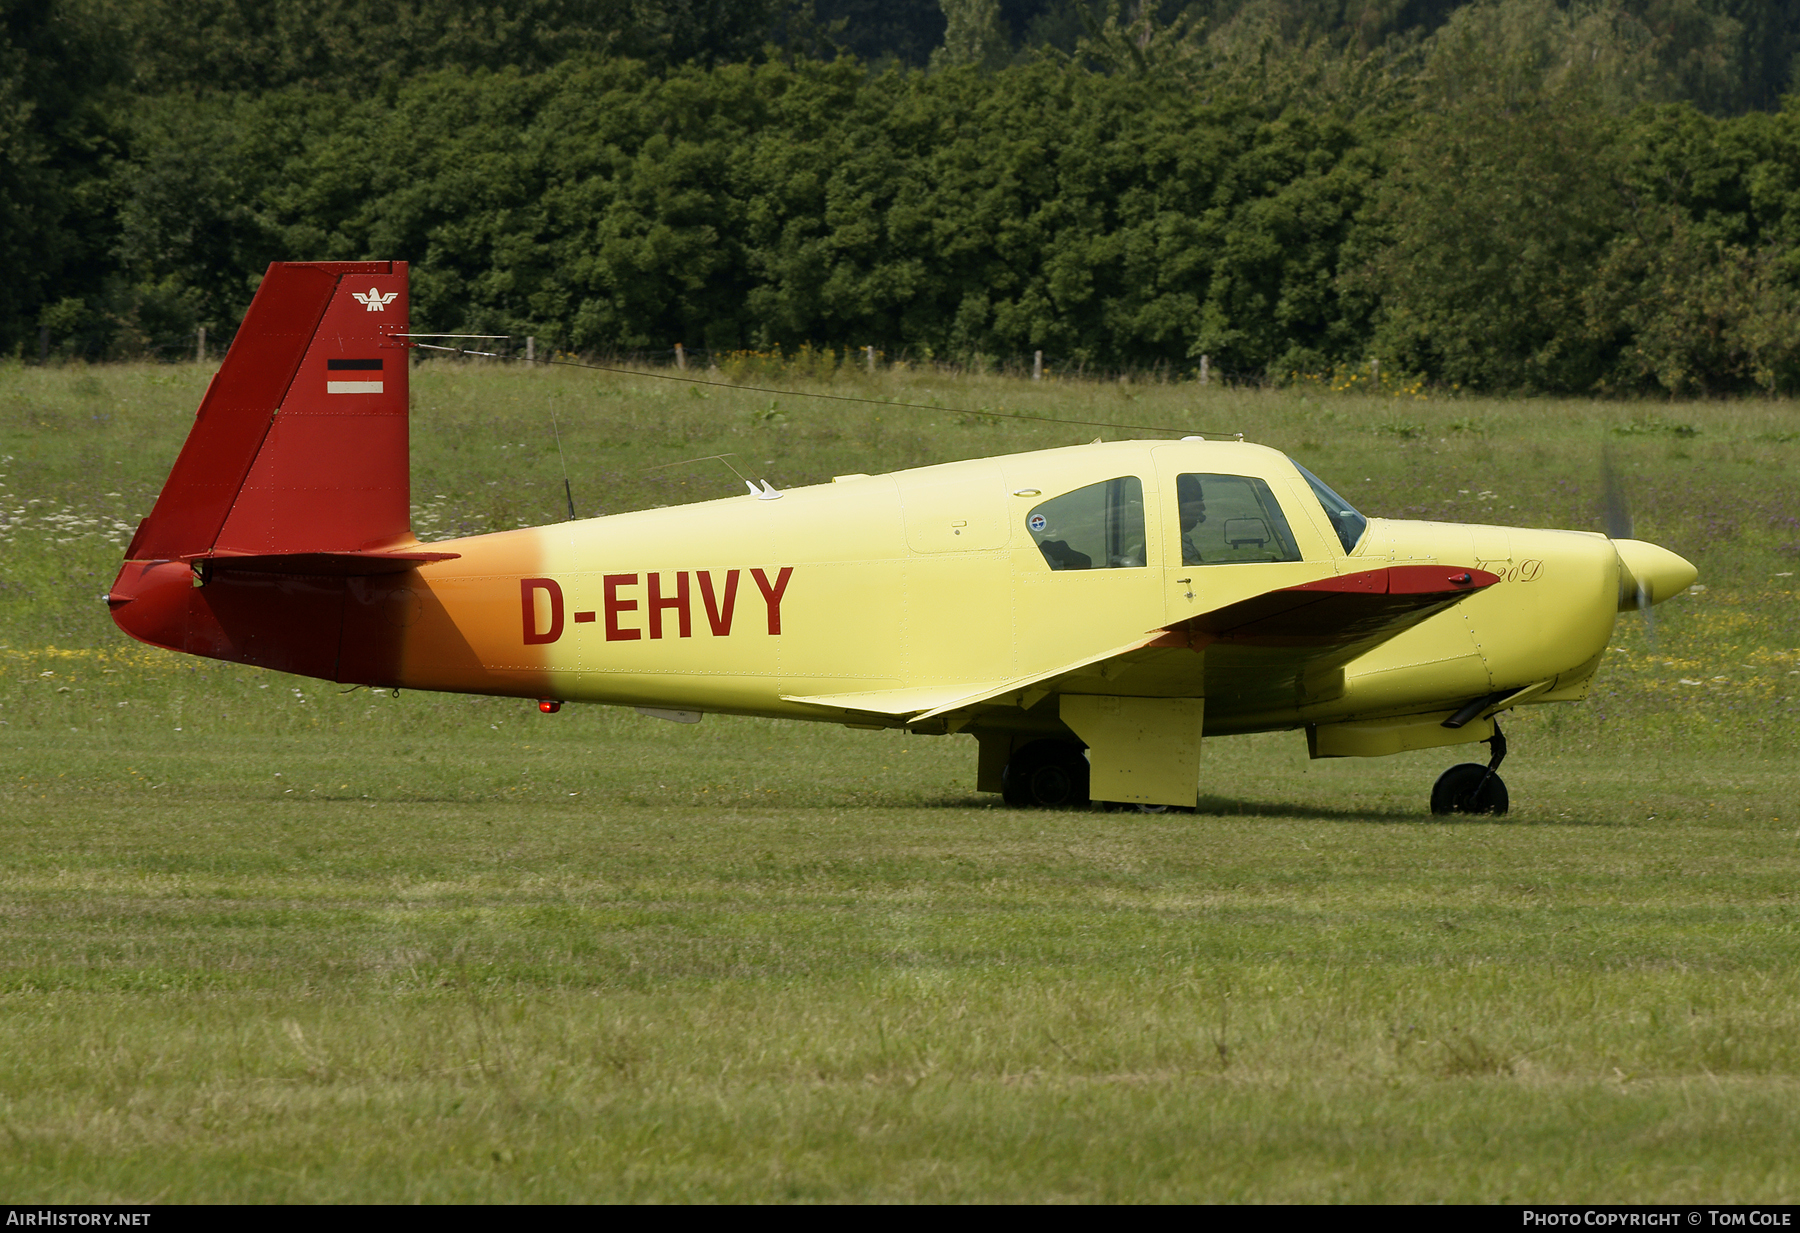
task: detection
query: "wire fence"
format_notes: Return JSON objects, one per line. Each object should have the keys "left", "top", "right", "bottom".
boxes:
{"left": 26, "top": 323, "right": 1281, "bottom": 390}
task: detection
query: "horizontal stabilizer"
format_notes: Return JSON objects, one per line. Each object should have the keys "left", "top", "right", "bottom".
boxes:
{"left": 182, "top": 548, "right": 461, "bottom": 577}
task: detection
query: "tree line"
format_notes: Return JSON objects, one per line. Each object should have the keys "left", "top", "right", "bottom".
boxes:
{"left": 6, "top": 0, "right": 1800, "bottom": 395}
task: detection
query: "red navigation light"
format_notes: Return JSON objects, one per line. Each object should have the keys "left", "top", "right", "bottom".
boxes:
{"left": 539, "top": 699, "right": 561, "bottom": 714}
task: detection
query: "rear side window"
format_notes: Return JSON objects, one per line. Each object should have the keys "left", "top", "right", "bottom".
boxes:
{"left": 1176, "top": 473, "right": 1302, "bottom": 565}
{"left": 1026, "top": 476, "right": 1146, "bottom": 570}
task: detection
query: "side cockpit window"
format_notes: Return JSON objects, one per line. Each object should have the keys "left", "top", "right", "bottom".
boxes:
{"left": 1027, "top": 476, "right": 1146, "bottom": 570}
{"left": 1177, "top": 473, "right": 1302, "bottom": 565}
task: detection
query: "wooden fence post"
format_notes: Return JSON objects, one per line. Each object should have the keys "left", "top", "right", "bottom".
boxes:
{"left": 526, "top": 336, "right": 535, "bottom": 363}
{"left": 675, "top": 343, "right": 687, "bottom": 370}
{"left": 1033, "top": 350, "right": 1043, "bottom": 381}
{"left": 196, "top": 327, "right": 206, "bottom": 363}
{"left": 1199, "top": 354, "right": 1210, "bottom": 386}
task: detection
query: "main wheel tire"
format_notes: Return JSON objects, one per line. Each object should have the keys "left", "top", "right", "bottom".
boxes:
{"left": 1001, "top": 740, "right": 1091, "bottom": 809}
{"left": 1430, "top": 763, "right": 1510, "bottom": 816}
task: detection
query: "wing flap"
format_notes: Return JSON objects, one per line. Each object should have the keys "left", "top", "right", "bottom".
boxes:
{"left": 781, "top": 631, "right": 1166, "bottom": 719}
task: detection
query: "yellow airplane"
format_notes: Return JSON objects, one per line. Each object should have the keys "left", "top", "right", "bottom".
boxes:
{"left": 107, "top": 261, "right": 1697, "bottom": 815}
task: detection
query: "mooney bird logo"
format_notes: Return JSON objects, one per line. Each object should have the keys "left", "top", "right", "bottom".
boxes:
{"left": 352, "top": 288, "right": 398, "bottom": 311}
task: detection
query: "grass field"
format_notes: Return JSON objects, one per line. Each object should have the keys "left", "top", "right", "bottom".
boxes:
{"left": 2, "top": 358, "right": 1798, "bottom": 1201}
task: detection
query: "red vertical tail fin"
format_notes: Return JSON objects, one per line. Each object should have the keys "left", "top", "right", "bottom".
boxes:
{"left": 126, "top": 260, "right": 413, "bottom": 561}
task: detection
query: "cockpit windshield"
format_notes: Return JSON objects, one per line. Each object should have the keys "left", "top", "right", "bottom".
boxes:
{"left": 1290, "top": 459, "right": 1368, "bottom": 554}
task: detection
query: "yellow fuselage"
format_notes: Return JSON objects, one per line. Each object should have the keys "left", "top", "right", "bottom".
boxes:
{"left": 377, "top": 440, "right": 1650, "bottom": 739}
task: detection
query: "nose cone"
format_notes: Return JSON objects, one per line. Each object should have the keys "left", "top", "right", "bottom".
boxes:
{"left": 1614, "top": 539, "right": 1697, "bottom": 611}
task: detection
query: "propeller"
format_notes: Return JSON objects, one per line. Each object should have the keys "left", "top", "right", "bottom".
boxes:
{"left": 1602, "top": 446, "right": 1656, "bottom": 648}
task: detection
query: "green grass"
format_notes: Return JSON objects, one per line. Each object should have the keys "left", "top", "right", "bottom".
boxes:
{"left": 1, "top": 358, "right": 1799, "bottom": 1201}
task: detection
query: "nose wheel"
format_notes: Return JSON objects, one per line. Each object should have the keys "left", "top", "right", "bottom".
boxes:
{"left": 1430, "top": 725, "right": 1510, "bottom": 816}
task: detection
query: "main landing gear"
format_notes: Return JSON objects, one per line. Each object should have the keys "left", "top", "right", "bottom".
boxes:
{"left": 998, "top": 741, "right": 1182, "bottom": 811}
{"left": 1430, "top": 724, "right": 1509, "bottom": 816}
{"left": 1001, "top": 739, "right": 1090, "bottom": 809}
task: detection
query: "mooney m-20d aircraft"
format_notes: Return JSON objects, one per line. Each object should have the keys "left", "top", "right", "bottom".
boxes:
{"left": 108, "top": 261, "right": 1698, "bottom": 814}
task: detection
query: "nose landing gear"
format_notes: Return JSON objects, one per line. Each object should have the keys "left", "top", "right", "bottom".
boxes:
{"left": 1430, "top": 724, "right": 1510, "bottom": 816}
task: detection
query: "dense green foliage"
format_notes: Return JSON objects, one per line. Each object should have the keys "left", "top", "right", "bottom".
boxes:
{"left": 9, "top": 0, "right": 1800, "bottom": 392}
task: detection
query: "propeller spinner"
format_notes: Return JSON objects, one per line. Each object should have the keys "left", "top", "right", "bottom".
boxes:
{"left": 1602, "top": 449, "right": 1697, "bottom": 643}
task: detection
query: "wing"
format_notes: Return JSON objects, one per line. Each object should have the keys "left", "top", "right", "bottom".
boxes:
{"left": 782, "top": 564, "right": 1498, "bottom": 725}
